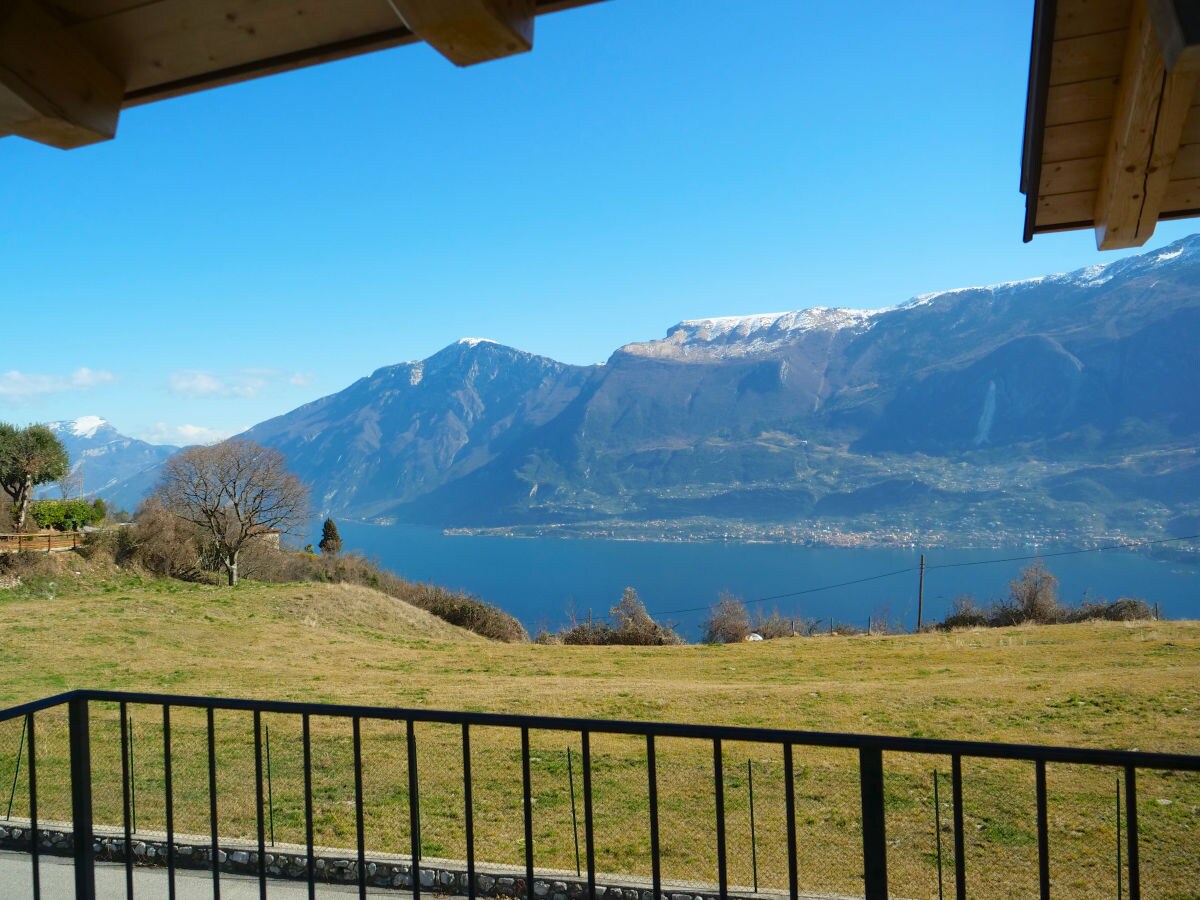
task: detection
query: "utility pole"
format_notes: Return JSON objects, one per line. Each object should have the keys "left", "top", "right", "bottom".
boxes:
{"left": 916, "top": 553, "right": 926, "bottom": 631}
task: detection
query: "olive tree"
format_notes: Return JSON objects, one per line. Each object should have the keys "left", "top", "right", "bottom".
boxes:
{"left": 153, "top": 439, "right": 308, "bottom": 586}
{"left": 0, "top": 423, "right": 69, "bottom": 530}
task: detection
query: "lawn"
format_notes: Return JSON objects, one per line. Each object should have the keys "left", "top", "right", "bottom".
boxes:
{"left": 1, "top": 564, "right": 1197, "bottom": 898}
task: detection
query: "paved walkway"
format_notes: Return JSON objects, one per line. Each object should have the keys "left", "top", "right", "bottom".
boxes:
{"left": 0, "top": 850, "right": 367, "bottom": 898}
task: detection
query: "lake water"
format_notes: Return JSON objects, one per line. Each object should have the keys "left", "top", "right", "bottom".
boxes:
{"left": 331, "top": 523, "right": 1200, "bottom": 639}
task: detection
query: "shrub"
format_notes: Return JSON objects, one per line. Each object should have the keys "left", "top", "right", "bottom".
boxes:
{"left": 78, "top": 525, "right": 139, "bottom": 566}
{"left": 1009, "top": 561, "right": 1063, "bottom": 624}
{"left": 407, "top": 582, "right": 529, "bottom": 642}
{"left": 1068, "top": 597, "right": 1154, "bottom": 622}
{"left": 938, "top": 595, "right": 989, "bottom": 629}
{"left": 553, "top": 589, "right": 681, "bottom": 645}
{"left": 933, "top": 562, "right": 1155, "bottom": 630}
{"left": 28, "top": 498, "right": 106, "bottom": 531}
{"left": 611, "top": 588, "right": 682, "bottom": 645}
{"left": 703, "top": 593, "right": 751, "bottom": 644}
{"left": 129, "top": 499, "right": 206, "bottom": 579}
{"left": 750, "top": 610, "right": 795, "bottom": 639}
{"left": 560, "top": 617, "right": 617, "bottom": 645}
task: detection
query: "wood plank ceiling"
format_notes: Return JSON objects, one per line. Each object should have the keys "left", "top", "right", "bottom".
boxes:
{"left": 1023, "top": 0, "right": 1200, "bottom": 248}
{"left": 0, "top": 0, "right": 603, "bottom": 150}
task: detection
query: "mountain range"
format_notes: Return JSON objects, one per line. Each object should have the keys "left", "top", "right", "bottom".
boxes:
{"left": 71, "top": 235, "right": 1200, "bottom": 545}
{"left": 40, "top": 417, "right": 178, "bottom": 512}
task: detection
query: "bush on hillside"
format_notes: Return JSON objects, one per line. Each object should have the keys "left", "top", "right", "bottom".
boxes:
{"left": 560, "top": 616, "right": 617, "bottom": 645}
{"left": 28, "top": 498, "right": 106, "bottom": 531}
{"left": 610, "top": 588, "right": 683, "bottom": 645}
{"left": 750, "top": 609, "right": 799, "bottom": 639}
{"left": 125, "top": 499, "right": 207, "bottom": 578}
{"left": 555, "top": 588, "right": 682, "bottom": 646}
{"left": 1008, "top": 561, "right": 1064, "bottom": 624}
{"left": 1067, "top": 597, "right": 1154, "bottom": 622}
{"left": 938, "top": 595, "right": 989, "bottom": 629}
{"left": 703, "top": 593, "right": 751, "bottom": 644}
{"left": 932, "top": 563, "right": 1155, "bottom": 631}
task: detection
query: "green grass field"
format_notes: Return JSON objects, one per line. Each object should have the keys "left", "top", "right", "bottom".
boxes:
{"left": 2, "top": 562, "right": 1198, "bottom": 898}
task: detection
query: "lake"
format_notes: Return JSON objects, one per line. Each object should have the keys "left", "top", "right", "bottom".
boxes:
{"left": 329, "top": 523, "right": 1200, "bottom": 639}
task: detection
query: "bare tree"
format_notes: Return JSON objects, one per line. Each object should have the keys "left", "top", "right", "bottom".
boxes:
{"left": 1008, "top": 560, "right": 1062, "bottom": 624}
{"left": 702, "top": 592, "right": 751, "bottom": 643}
{"left": 153, "top": 439, "right": 308, "bottom": 586}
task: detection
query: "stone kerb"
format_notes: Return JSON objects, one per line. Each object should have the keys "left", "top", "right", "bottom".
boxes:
{"left": 0, "top": 821, "right": 825, "bottom": 900}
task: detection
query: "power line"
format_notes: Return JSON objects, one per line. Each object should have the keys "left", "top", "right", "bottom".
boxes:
{"left": 649, "top": 567, "right": 918, "bottom": 618}
{"left": 925, "top": 533, "right": 1200, "bottom": 572}
{"left": 640, "top": 532, "right": 1200, "bottom": 622}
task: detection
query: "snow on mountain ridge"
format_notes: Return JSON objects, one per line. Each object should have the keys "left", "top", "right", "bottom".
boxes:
{"left": 48, "top": 416, "right": 111, "bottom": 439}
{"left": 908, "top": 234, "right": 1200, "bottom": 304}
{"left": 621, "top": 307, "right": 882, "bottom": 360}
{"left": 70, "top": 415, "right": 108, "bottom": 438}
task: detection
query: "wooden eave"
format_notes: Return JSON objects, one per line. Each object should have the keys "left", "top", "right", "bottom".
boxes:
{"left": 0, "top": 0, "right": 604, "bottom": 149}
{"left": 1021, "top": 0, "right": 1200, "bottom": 248}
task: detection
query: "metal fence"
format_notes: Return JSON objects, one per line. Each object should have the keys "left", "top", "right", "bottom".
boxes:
{"left": 1, "top": 689, "right": 1198, "bottom": 899}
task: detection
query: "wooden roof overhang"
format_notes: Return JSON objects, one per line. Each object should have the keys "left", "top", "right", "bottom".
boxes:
{"left": 1021, "top": 0, "right": 1200, "bottom": 248}
{"left": 0, "top": 0, "right": 604, "bottom": 151}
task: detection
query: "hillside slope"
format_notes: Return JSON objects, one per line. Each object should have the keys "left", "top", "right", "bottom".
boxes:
{"left": 0, "top": 568, "right": 482, "bottom": 708}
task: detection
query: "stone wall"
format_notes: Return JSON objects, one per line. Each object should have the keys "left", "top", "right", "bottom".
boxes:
{"left": 0, "top": 822, "right": 754, "bottom": 900}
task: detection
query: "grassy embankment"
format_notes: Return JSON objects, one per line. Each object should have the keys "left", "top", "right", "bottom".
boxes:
{"left": 1, "top": 561, "right": 1197, "bottom": 899}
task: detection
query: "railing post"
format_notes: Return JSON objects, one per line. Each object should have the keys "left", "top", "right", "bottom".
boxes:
{"left": 68, "top": 696, "right": 96, "bottom": 900}
{"left": 1036, "top": 760, "right": 1050, "bottom": 900}
{"left": 859, "top": 746, "right": 888, "bottom": 900}
{"left": 1125, "top": 766, "right": 1140, "bottom": 900}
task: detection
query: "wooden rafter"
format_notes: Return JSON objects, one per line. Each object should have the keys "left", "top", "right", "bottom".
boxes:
{"left": 1094, "top": 0, "right": 1200, "bottom": 248}
{"left": 0, "top": 0, "right": 123, "bottom": 149}
{"left": 1021, "top": 0, "right": 1200, "bottom": 246}
{"left": 390, "top": 0, "right": 536, "bottom": 67}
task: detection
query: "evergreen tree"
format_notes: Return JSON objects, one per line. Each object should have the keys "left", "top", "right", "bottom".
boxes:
{"left": 0, "top": 423, "right": 69, "bottom": 530}
{"left": 318, "top": 517, "right": 343, "bottom": 556}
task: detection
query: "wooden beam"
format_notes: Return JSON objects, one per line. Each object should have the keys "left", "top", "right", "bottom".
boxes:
{"left": 391, "top": 0, "right": 535, "bottom": 66}
{"left": 0, "top": 0, "right": 123, "bottom": 149}
{"left": 1149, "top": 0, "right": 1200, "bottom": 72}
{"left": 1093, "top": 0, "right": 1200, "bottom": 248}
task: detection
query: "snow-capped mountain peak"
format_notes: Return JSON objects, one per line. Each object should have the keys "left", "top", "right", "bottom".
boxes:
{"left": 48, "top": 416, "right": 113, "bottom": 440}
{"left": 70, "top": 415, "right": 108, "bottom": 438}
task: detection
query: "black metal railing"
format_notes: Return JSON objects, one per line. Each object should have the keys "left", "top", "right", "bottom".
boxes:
{"left": 1, "top": 688, "right": 1198, "bottom": 900}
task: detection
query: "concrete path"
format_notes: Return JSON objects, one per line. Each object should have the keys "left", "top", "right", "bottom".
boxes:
{"left": 0, "top": 850, "right": 374, "bottom": 898}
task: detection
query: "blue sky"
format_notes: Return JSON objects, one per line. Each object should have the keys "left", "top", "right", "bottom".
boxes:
{"left": 2, "top": 0, "right": 1196, "bottom": 445}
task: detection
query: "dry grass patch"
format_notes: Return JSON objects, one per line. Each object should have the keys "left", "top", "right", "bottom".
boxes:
{"left": 1, "top": 569, "right": 1198, "bottom": 898}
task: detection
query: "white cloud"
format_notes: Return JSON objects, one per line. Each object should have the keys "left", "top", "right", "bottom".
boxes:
{"left": 0, "top": 367, "right": 116, "bottom": 402}
{"left": 138, "top": 422, "right": 239, "bottom": 446}
{"left": 71, "top": 368, "right": 116, "bottom": 389}
{"left": 167, "top": 370, "right": 226, "bottom": 398}
{"left": 168, "top": 368, "right": 314, "bottom": 399}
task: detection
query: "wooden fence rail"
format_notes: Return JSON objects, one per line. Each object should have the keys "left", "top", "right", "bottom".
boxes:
{"left": 0, "top": 531, "right": 83, "bottom": 553}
